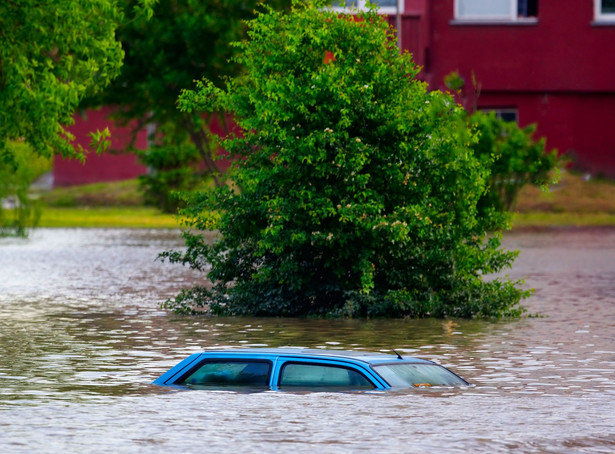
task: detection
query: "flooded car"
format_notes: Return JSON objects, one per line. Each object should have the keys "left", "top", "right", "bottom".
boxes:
{"left": 152, "top": 348, "right": 469, "bottom": 391}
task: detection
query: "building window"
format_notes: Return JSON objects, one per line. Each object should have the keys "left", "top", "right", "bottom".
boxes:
{"left": 455, "top": 0, "right": 538, "bottom": 21}
{"left": 480, "top": 108, "right": 519, "bottom": 123}
{"left": 331, "top": 1, "right": 403, "bottom": 15}
{"left": 596, "top": 0, "right": 615, "bottom": 22}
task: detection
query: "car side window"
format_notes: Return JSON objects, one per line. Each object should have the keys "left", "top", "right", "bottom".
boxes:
{"left": 279, "top": 363, "right": 375, "bottom": 389}
{"left": 179, "top": 360, "right": 271, "bottom": 387}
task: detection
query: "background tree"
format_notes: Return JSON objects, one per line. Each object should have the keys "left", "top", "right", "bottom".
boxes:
{"left": 163, "top": 0, "right": 529, "bottom": 318}
{"left": 86, "top": 0, "right": 292, "bottom": 212}
{"left": 0, "top": 142, "right": 51, "bottom": 236}
{"left": 0, "top": 0, "right": 132, "bottom": 161}
{"left": 0, "top": 0, "right": 151, "bottom": 235}
{"left": 470, "top": 111, "right": 559, "bottom": 218}
{"left": 443, "top": 72, "right": 560, "bottom": 223}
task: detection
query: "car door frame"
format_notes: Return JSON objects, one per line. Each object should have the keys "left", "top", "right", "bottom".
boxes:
{"left": 270, "top": 356, "right": 389, "bottom": 390}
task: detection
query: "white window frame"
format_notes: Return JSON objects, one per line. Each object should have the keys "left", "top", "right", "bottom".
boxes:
{"left": 330, "top": 1, "right": 403, "bottom": 16}
{"left": 454, "top": 0, "right": 517, "bottom": 22}
{"left": 595, "top": 0, "right": 615, "bottom": 22}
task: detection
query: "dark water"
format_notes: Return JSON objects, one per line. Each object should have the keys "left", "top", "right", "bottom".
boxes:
{"left": 1, "top": 228, "right": 614, "bottom": 453}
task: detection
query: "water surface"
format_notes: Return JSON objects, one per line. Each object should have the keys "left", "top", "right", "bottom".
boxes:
{"left": 1, "top": 228, "right": 614, "bottom": 452}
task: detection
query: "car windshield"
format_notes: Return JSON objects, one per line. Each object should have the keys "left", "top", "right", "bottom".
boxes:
{"left": 373, "top": 363, "right": 468, "bottom": 387}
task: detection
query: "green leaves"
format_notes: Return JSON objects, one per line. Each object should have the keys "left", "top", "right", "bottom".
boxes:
{"left": 0, "top": 0, "right": 125, "bottom": 159}
{"left": 0, "top": 142, "right": 51, "bottom": 236}
{"left": 86, "top": 0, "right": 292, "bottom": 206}
{"left": 165, "top": 0, "right": 528, "bottom": 318}
{"left": 471, "top": 111, "right": 560, "bottom": 217}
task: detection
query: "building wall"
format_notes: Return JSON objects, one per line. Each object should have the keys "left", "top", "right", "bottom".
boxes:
{"left": 428, "top": 0, "right": 615, "bottom": 92}
{"left": 54, "top": 107, "right": 148, "bottom": 187}
{"left": 476, "top": 92, "right": 615, "bottom": 175}
{"left": 423, "top": 0, "right": 615, "bottom": 175}
{"left": 54, "top": 108, "right": 232, "bottom": 186}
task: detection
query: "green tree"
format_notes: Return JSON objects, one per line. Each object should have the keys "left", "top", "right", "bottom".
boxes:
{"left": 138, "top": 139, "right": 203, "bottom": 213}
{"left": 0, "top": 0, "right": 133, "bottom": 161}
{"left": 0, "top": 0, "right": 153, "bottom": 235}
{"left": 470, "top": 111, "right": 559, "bottom": 217}
{"left": 443, "top": 72, "right": 560, "bottom": 218}
{"left": 85, "top": 0, "right": 292, "bottom": 212}
{"left": 163, "top": 0, "right": 529, "bottom": 318}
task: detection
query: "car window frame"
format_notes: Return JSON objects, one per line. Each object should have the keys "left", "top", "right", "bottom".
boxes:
{"left": 176, "top": 358, "right": 274, "bottom": 388}
{"left": 275, "top": 359, "right": 378, "bottom": 390}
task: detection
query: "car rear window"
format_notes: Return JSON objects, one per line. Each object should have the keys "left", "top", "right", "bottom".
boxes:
{"left": 179, "top": 360, "right": 272, "bottom": 388}
{"left": 279, "top": 363, "right": 375, "bottom": 389}
{"left": 373, "top": 363, "right": 468, "bottom": 387}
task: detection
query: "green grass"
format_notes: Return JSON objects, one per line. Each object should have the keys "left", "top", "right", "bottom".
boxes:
{"left": 37, "top": 179, "right": 145, "bottom": 207}
{"left": 512, "top": 171, "right": 615, "bottom": 228}
{"left": 513, "top": 212, "right": 615, "bottom": 228}
{"left": 34, "top": 180, "right": 180, "bottom": 228}
{"left": 516, "top": 172, "right": 615, "bottom": 215}
{"left": 38, "top": 207, "right": 181, "bottom": 229}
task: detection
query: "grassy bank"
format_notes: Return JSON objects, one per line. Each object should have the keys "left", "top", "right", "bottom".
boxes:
{"left": 38, "top": 207, "right": 181, "bottom": 228}
{"left": 38, "top": 179, "right": 145, "bottom": 207}
{"left": 34, "top": 172, "right": 615, "bottom": 229}
{"left": 513, "top": 171, "right": 615, "bottom": 228}
{"left": 36, "top": 180, "right": 180, "bottom": 228}
{"left": 513, "top": 212, "right": 615, "bottom": 228}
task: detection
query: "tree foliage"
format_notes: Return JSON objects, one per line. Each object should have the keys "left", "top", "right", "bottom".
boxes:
{"left": 162, "top": 0, "right": 530, "bottom": 318}
{"left": 137, "top": 140, "right": 204, "bottom": 213}
{"left": 0, "top": 0, "right": 128, "bottom": 161}
{"left": 0, "top": 142, "right": 51, "bottom": 236}
{"left": 0, "top": 0, "right": 152, "bottom": 235}
{"left": 470, "top": 111, "right": 559, "bottom": 215}
{"left": 85, "top": 0, "right": 292, "bottom": 210}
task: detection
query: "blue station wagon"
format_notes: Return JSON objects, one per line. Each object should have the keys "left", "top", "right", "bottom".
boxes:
{"left": 153, "top": 348, "right": 469, "bottom": 391}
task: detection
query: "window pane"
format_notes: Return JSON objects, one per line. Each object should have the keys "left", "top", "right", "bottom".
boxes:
{"left": 603, "top": 0, "right": 615, "bottom": 14}
{"left": 373, "top": 0, "right": 397, "bottom": 7}
{"left": 331, "top": 1, "right": 397, "bottom": 8}
{"left": 330, "top": 1, "right": 358, "bottom": 7}
{"left": 279, "top": 363, "right": 374, "bottom": 389}
{"left": 458, "top": 0, "right": 513, "bottom": 18}
{"left": 517, "top": 0, "right": 538, "bottom": 17}
{"left": 373, "top": 363, "right": 468, "bottom": 387}
{"left": 497, "top": 111, "right": 518, "bottom": 123}
{"left": 180, "top": 360, "right": 271, "bottom": 387}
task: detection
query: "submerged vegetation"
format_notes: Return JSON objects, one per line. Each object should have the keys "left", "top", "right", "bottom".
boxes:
{"left": 0, "top": 142, "right": 51, "bottom": 236}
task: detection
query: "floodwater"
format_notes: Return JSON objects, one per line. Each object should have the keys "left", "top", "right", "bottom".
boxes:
{"left": 1, "top": 228, "right": 614, "bottom": 453}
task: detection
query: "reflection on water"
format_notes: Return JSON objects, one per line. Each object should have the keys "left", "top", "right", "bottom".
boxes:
{"left": 1, "top": 228, "right": 614, "bottom": 452}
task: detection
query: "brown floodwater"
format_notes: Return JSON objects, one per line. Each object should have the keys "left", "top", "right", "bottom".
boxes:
{"left": 0, "top": 228, "right": 614, "bottom": 453}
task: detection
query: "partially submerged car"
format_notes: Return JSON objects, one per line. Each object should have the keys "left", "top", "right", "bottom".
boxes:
{"left": 153, "top": 348, "right": 469, "bottom": 391}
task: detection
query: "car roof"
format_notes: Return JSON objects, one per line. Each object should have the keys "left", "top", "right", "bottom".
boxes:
{"left": 198, "top": 347, "right": 431, "bottom": 365}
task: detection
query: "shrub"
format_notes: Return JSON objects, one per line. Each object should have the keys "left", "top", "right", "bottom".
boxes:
{"left": 162, "top": 0, "right": 529, "bottom": 317}
{"left": 0, "top": 142, "right": 51, "bottom": 236}
{"left": 470, "top": 111, "right": 559, "bottom": 218}
{"left": 138, "top": 142, "right": 204, "bottom": 213}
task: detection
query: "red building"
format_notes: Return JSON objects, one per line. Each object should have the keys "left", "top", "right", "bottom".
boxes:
{"left": 54, "top": 106, "right": 148, "bottom": 186}
{"left": 55, "top": 0, "right": 615, "bottom": 185}
{"left": 54, "top": 107, "right": 232, "bottom": 187}
{"left": 396, "top": 0, "right": 615, "bottom": 175}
